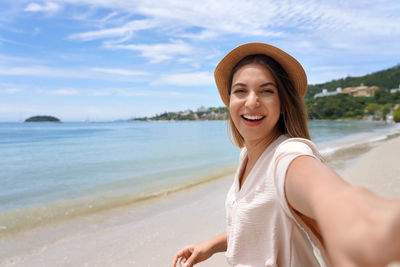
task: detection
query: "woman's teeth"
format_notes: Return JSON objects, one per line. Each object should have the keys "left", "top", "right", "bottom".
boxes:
{"left": 242, "top": 115, "right": 265, "bottom": 121}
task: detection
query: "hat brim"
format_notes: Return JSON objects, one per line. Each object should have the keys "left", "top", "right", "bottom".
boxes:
{"left": 214, "top": 42, "right": 307, "bottom": 106}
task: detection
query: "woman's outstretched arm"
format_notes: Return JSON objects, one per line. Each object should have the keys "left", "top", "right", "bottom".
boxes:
{"left": 172, "top": 232, "right": 227, "bottom": 267}
{"left": 286, "top": 155, "right": 400, "bottom": 267}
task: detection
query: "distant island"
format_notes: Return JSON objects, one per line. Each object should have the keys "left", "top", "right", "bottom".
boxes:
{"left": 25, "top": 115, "right": 61, "bottom": 122}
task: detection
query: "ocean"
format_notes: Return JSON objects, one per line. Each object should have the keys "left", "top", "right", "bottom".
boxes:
{"left": 1, "top": 120, "right": 399, "bottom": 235}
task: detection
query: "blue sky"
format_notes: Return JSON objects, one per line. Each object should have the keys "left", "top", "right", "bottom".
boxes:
{"left": 0, "top": 0, "right": 399, "bottom": 122}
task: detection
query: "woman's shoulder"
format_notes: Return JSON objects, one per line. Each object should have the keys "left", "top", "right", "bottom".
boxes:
{"left": 274, "top": 136, "right": 321, "bottom": 159}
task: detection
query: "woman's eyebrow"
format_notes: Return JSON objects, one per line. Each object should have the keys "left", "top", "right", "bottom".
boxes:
{"left": 260, "top": 82, "right": 277, "bottom": 88}
{"left": 232, "top": 82, "right": 247, "bottom": 88}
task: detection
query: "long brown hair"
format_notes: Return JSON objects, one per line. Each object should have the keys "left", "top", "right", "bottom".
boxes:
{"left": 227, "top": 54, "right": 310, "bottom": 148}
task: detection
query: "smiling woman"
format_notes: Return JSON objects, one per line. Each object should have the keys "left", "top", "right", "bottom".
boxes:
{"left": 229, "top": 61, "right": 281, "bottom": 145}
{"left": 227, "top": 54, "right": 310, "bottom": 149}
{"left": 172, "top": 42, "right": 400, "bottom": 267}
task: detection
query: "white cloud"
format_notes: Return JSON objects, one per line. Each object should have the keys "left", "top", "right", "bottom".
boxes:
{"left": 86, "top": 87, "right": 200, "bottom": 98}
{"left": 24, "top": 2, "right": 61, "bottom": 13}
{"left": 36, "top": 89, "right": 79, "bottom": 95}
{"left": 0, "top": 104, "right": 38, "bottom": 114}
{"left": 62, "top": 0, "right": 400, "bottom": 48}
{"left": 0, "top": 65, "right": 147, "bottom": 81}
{"left": 65, "top": 0, "right": 283, "bottom": 42}
{"left": 0, "top": 88, "right": 21, "bottom": 94}
{"left": 0, "top": 65, "right": 88, "bottom": 78}
{"left": 68, "top": 19, "right": 158, "bottom": 41}
{"left": 115, "top": 88, "right": 200, "bottom": 98}
{"left": 24, "top": 3, "right": 44, "bottom": 12}
{"left": 99, "top": 12, "right": 119, "bottom": 24}
{"left": 158, "top": 71, "right": 214, "bottom": 86}
{"left": 2, "top": 0, "right": 400, "bottom": 91}
{"left": 89, "top": 89, "right": 112, "bottom": 96}
{"left": 105, "top": 40, "right": 194, "bottom": 63}
{"left": 53, "top": 89, "right": 79, "bottom": 95}
{"left": 0, "top": 54, "right": 43, "bottom": 64}
{"left": 91, "top": 67, "right": 147, "bottom": 76}
{"left": 178, "top": 30, "right": 218, "bottom": 41}
{"left": 52, "top": 0, "right": 400, "bottom": 80}
{"left": 0, "top": 37, "right": 30, "bottom": 47}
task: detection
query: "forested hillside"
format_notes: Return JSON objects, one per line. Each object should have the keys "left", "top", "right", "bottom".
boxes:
{"left": 306, "top": 65, "right": 400, "bottom": 99}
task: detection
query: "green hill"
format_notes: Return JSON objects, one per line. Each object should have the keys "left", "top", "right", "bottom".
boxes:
{"left": 304, "top": 64, "right": 400, "bottom": 120}
{"left": 306, "top": 64, "right": 400, "bottom": 99}
{"left": 135, "top": 65, "right": 400, "bottom": 121}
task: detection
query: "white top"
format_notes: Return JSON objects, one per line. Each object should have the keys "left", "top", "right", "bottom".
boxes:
{"left": 225, "top": 135, "right": 329, "bottom": 267}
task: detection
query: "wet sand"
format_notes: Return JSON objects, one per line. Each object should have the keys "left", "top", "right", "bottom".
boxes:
{"left": 1, "top": 136, "right": 400, "bottom": 266}
{"left": 0, "top": 174, "right": 233, "bottom": 267}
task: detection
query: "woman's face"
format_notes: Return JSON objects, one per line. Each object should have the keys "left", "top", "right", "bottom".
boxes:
{"left": 229, "top": 63, "right": 281, "bottom": 145}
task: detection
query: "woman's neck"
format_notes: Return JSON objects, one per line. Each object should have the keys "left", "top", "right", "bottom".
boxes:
{"left": 245, "top": 129, "right": 282, "bottom": 164}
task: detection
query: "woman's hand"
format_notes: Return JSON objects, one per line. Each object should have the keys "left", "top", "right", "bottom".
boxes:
{"left": 171, "top": 240, "right": 214, "bottom": 267}
{"left": 172, "top": 233, "right": 227, "bottom": 267}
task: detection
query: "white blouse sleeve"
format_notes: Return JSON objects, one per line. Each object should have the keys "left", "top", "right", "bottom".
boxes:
{"left": 273, "top": 138, "right": 322, "bottom": 219}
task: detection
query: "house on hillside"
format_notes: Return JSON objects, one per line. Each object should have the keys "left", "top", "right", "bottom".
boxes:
{"left": 179, "top": 109, "right": 192, "bottom": 116}
{"left": 390, "top": 84, "right": 400, "bottom": 93}
{"left": 197, "top": 106, "right": 207, "bottom": 112}
{"left": 341, "top": 83, "right": 379, "bottom": 97}
{"left": 314, "top": 87, "right": 342, "bottom": 98}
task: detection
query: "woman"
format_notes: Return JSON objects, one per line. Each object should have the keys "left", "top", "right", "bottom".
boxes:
{"left": 172, "top": 43, "right": 400, "bottom": 267}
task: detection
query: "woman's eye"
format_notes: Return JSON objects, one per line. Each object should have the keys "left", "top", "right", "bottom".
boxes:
{"left": 262, "top": 89, "right": 274, "bottom": 94}
{"left": 233, "top": 89, "right": 245, "bottom": 94}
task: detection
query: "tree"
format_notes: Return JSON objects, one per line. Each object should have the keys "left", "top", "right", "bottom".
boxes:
{"left": 394, "top": 107, "right": 400, "bottom": 122}
{"left": 365, "top": 103, "right": 380, "bottom": 115}
{"left": 380, "top": 103, "right": 393, "bottom": 120}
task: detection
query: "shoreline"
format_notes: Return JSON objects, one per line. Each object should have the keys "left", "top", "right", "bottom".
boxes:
{"left": 342, "top": 136, "right": 400, "bottom": 198}
{"left": 1, "top": 135, "right": 400, "bottom": 266}
{"left": 0, "top": 130, "right": 388, "bottom": 238}
{"left": 2, "top": 121, "right": 398, "bottom": 238}
{"left": 0, "top": 165, "right": 237, "bottom": 238}
{"left": 0, "top": 173, "right": 234, "bottom": 266}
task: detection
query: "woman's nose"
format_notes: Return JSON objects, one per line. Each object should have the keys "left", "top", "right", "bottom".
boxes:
{"left": 245, "top": 92, "right": 259, "bottom": 108}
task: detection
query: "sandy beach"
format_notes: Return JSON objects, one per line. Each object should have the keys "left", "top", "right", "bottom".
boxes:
{"left": 342, "top": 136, "right": 400, "bottom": 199}
{"left": 1, "top": 136, "right": 400, "bottom": 267}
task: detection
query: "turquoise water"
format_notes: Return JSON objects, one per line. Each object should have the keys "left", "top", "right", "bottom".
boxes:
{"left": 0, "top": 121, "right": 238, "bottom": 212}
{"left": 0, "top": 120, "right": 399, "bottom": 233}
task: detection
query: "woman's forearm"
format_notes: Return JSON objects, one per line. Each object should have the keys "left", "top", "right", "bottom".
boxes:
{"left": 286, "top": 156, "right": 400, "bottom": 265}
{"left": 287, "top": 156, "right": 400, "bottom": 265}
{"left": 208, "top": 232, "right": 227, "bottom": 254}
{"left": 314, "top": 185, "right": 400, "bottom": 266}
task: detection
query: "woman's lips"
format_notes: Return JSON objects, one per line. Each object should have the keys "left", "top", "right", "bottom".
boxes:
{"left": 241, "top": 115, "right": 265, "bottom": 126}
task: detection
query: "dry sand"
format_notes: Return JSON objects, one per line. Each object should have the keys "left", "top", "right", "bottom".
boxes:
{"left": 342, "top": 136, "right": 400, "bottom": 198}
{"left": 342, "top": 136, "right": 400, "bottom": 267}
{"left": 1, "top": 136, "right": 400, "bottom": 267}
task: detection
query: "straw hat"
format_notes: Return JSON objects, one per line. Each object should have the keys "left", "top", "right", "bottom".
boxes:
{"left": 214, "top": 42, "right": 307, "bottom": 106}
